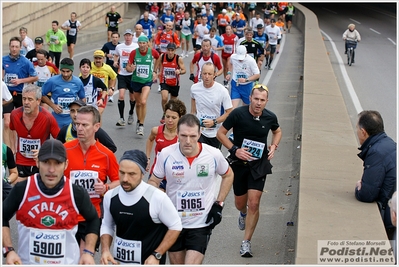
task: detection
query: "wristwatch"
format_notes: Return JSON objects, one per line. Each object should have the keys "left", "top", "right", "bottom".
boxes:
{"left": 3, "top": 247, "right": 15, "bottom": 258}
{"left": 152, "top": 251, "right": 162, "bottom": 260}
{"left": 215, "top": 201, "right": 224, "bottom": 208}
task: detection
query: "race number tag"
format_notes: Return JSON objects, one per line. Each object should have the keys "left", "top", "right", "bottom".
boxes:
{"left": 4, "top": 73, "right": 18, "bottom": 87}
{"left": 248, "top": 53, "right": 254, "bottom": 58}
{"left": 50, "top": 35, "right": 59, "bottom": 44}
{"left": 19, "top": 138, "right": 40, "bottom": 158}
{"left": 241, "top": 138, "right": 265, "bottom": 160}
{"left": 164, "top": 67, "right": 176, "bottom": 79}
{"left": 70, "top": 170, "right": 99, "bottom": 198}
{"left": 235, "top": 72, "right": 247, "bottom": 80}
{"left": 143, "top": 29, "right": 149, "bottom": 36}
{"left": 113, "top": 237, "right": 141, "bottom": 264}
{"left": 29, "top": 229, "right": 66, "bottom": 265}
{"left": 122, "top": 59, "right": 128, "bottom": 69}
{"left": 36, "top": 78, "right": 48, "bottom": 88}
{"left": 136, "top": 65, "right": 149, "bottom": 78}
{"left": 58, "top": 97, "right": 75, "bottom": 114}
{"left": 68, "top": 28, "right": 77, "bottom": 36}
{"left": 224, "top": 45, "right": 233, "bottom": 54}
{"left": 176, "top": 190, "right": 205, "bottom": 216}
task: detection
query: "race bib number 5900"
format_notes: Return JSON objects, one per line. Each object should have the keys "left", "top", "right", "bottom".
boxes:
{"left": 29, "top": 229, "right": 66, "bottom": 265}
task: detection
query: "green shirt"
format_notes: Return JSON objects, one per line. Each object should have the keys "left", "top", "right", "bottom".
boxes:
{"left": 45, "top": 29, "right": 67, "bottom": 52}
{"left": 132, "top": 48, "right": 154, "bottom": 84}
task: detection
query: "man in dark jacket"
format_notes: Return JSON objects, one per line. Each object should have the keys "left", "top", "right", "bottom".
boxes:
{"left": 355, "top": 110, "right": 396, "bottom": 239}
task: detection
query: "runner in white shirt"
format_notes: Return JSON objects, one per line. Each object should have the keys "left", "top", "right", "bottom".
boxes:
{"left": 191, "top": 62, "right": 233, "bottom": 149}
{"left": 113, "top": 29, "right": 139, "bottom": 126}
{"left": 194, "top": 15, "right": 210, "bottom": 49}
{"left": 226, "top": 45, "right": 260, "bottom": 108}
{"left": 249, "top": 13, "right": 264, "bottom": 32}
{"left": 2, "top": 81, "right": 13, "bottom": 106}
{"left": 148, "top": 114, "right": 234, "bottom": 265}
{"left": 264, "top": 19, "right": 281, "bottom": 70}
{"left": 203, "top": 27, "right": 224, "bottom": 54}
{"left": 132, "top": 24, "right": 146, "bottom": 44}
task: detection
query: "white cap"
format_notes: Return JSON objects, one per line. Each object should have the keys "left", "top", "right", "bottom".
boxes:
{"left": 236, "top": 45, "right": 247, "bottom": 60}
{"left": 222, "top": 9, "right": 227, "bottom": 13}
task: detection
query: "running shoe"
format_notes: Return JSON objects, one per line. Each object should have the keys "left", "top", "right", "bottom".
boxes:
{"left": 116, "top": 118, "right": 125, "bottom": 126}
{"left": 276, "top": 50, "right": 279, "bottom": 54}
{"left": 264, "top": 64, "right": 268, "bottom": 69}
{"left": 158, "top": 85, "right": 161, "bottom": 93}
{"left": 268, "top": 66, "right": 273, "bottom": 70}
{"left": 238, "top": 212, "right": 246, "bottom": 231}
{"left": 127, "top": 114, "right": 134, "bottom": 125}
{"left": 240, "top": 240, "right": 253, "bottom": 257}
{"left": 137, "top": 125, "right": 144, "bottom": 136}
{"left": 108, "top": 95, "right": 114, "bottom": 103}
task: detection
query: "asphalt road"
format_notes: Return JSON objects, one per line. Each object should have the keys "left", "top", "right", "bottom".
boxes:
{"left": 303, "top": 3, "right": 397, "bottom": 142}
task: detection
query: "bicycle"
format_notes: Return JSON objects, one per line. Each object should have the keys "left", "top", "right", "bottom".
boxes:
{"left": 346, "top": 40, "right": 357, "bottom": 66}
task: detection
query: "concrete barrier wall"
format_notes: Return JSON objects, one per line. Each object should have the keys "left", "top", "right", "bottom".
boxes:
{"left": 293, "top": 4, "right": 390, "bottom": 264}
{"left": 2, "top": 2, "right": 127, "bottom": 46}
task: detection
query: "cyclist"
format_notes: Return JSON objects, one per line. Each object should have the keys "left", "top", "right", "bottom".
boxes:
{"left": 343, "top": 24, "right": 361, "bottom": 63}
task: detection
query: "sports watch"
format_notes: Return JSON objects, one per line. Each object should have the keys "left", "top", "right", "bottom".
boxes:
{"left": 152, "top": 251, "right": 162, "bottom": 260}
{"left": 3, "top": 247, "right": 15, "bottom": 258}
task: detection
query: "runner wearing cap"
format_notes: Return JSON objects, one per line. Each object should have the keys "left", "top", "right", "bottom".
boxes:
{"left": 26, "top": 37, "right": 46, "bottom": 62}
{"left": 100, "top": 149, "right": 182, "bottom": 265}
{"left": 64, "top": 105, "right": 119, "bottom": 255}
{"left": 91, "top": 50, "right": 117, "bottom": 115}
{"left": 41, "top": 57, "right": 86, "bottom": 128}
{"left": 127, "top": 35, "right": 160, "bottom": 136}
{"left": 57, "top": 99, "right": 117, "bottom": 153}
{"left": 9, "top": 84, "right": 59, "bottom": 183}
{"left": 226, "top": 45, "right": 260, "bottom": 108}
{"left": 2, "top": 139, "right": 100, "bottom": 265}
{"left": 154, "top": 43, "right": 186, "bottom": 123}
{"left": 113, "top": 29, "right": 138, "bottom": 127}
{"left": 217, "top": 9, "right": 230, "bottom": 35}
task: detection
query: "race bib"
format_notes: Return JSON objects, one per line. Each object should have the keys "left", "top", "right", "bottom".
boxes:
{"left": 176, "top": 190, "right": 205, "bottom": 216}
{"left": 235, "top": 72, "right": 247, "bottom": 80}
{"left": 241, "top": 138, "right": 265, "bottom": 160}
{"left": 113, "top": 237, "right": 141, "bottom": 264}
{"left": 29, "top": 229, "right": 66, "bottom": 265}
{"left": 110, "top": 21, "right": 117, "bottom": 28}
{"left": 143, "top": 29, "right": 149, "bottom": 36}
{"left": 224, "top": 44, "right": 233, "bottom": 54}
{"left": 164, "top": 67, "right": 176, "bottom": 79}
{"left": 58, "top": 97, "right": 75, "bottom": 114}
{"left": 220, "top": 18, "right": 227, "bottom": 25}
{"left": 248, "top": 53, "right": 254, "bottom": 58}
{"left": 4, "top": 73, "right": 18, "bottom": 87}
{"left": 19, "top": 138, "right": 40, "bottom": 158}
{"left": 50, "top": 35, "right": 59, "bottom": 44}
{"left": 136, "top": 65, "right": 149, "bottom": 78}
{"left": 68, "top": 28, "right": 77, "bottom": 36}
{"left": 36, "top": 78, "right": 48, "bottom": 88}
{"left": 70, "top": 170, "right": 99, "bottom": 198}
{"left": 122, "top": 59, "right": 128, "bottom": 69}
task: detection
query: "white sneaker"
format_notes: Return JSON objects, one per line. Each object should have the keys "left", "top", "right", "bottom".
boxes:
{"left": 108, "top": 96, "right": 114, "bottom": 103}
{"left": 158, "top": 85, "right": 161, "bottom": 93}
{"left": 137, "top": 125, "right": 144, "bottom": 136}
{"left": 240, "top": 240, "right": 253, "bottom": 257}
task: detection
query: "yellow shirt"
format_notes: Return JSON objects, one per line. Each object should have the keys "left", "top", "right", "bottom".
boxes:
{"left": 90, "top": 62, "right": 117, "bottom": 88}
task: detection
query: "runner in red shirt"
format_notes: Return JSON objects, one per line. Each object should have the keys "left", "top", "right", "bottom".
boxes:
{"left": 9, "top": 84, "right": 59, "bottom": 183}
{"left": 154, "top": 43, "right": 186, "bottom": 123}
{"left": 154, "top": 21, "right": 180, "bottom": 54}
{"left": 189, "top": 39, "right": 223, "bottom": 83}
{"left": 145, "top": 99, "right": 187, "bottom": 191}
{"left": 221, "top": 25, "right": 239, "bottom": 87}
